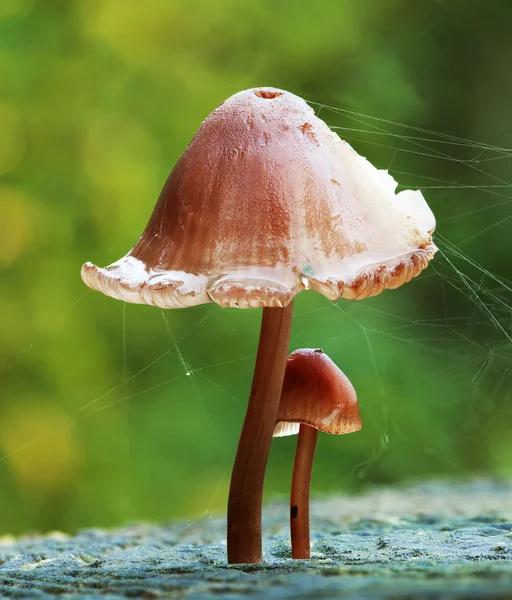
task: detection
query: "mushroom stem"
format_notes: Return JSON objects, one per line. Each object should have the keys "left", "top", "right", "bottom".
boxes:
{"left": 227, "top": 302, "right": 294, "bottom": 564}
{"left": 290, "top": 424, "right": 318, "bottom": 559}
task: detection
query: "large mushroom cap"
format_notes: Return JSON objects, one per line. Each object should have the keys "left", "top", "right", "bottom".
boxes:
{"left": 82, "top": 87, "right": 436, "bottom": 309}
{"left": 273, "top": 348, "right": 361, "bottom": 437}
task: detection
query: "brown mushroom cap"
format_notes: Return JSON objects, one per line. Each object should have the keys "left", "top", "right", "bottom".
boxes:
{"left": 273, "top": 348, "right": 361, "bottom": 437}
{"left": 82, "top": 87, "right": 436, "bottom": 309}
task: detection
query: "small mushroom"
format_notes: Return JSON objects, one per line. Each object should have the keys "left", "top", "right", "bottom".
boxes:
{"left": 274, "top": 348, "right": 361, "bottom": 559}
{"left": 81, "top": 87, "right": 435, "bottom": 564}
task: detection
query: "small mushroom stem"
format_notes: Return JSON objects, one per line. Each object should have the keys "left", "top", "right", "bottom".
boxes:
{"left": 227, "top": 302, "right": 294, "bottom": 564}
{"left": 290, "top": 424, "right": 319, "bottom": 559}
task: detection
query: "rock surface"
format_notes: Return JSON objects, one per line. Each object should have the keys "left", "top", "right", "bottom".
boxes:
{"left": 1, "top": 480, "right": 511, "bottom": 598}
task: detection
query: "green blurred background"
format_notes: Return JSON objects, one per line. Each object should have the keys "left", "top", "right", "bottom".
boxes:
{"left": 1, "top": 0, "right": 511, "bottom": 535}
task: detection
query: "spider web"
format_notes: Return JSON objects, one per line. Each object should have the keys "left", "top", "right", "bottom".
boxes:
{"left": 0, "top": 104, "right": 511, "bottom": 535}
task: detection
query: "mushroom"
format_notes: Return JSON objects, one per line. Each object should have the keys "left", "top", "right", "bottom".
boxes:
{"left": 274, "top": 348, "right": 361, "bottom": 559}
{"left": 81, "top": 87, "right": 436, "bottom": 564}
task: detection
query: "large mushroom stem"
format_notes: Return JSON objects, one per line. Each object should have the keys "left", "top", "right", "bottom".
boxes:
{"left": 290, "top": 424, "right": 319, "bottom": 559}
{"left": 227, "top": 302, "right": 294, "bottom": 564}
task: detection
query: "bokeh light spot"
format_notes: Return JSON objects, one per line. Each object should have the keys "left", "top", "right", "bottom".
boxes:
{"left": 0, "top": 404, "right": 82, "bottom": 493}
{"left": 0, "top": 186, "right": 36, "bottom": 267}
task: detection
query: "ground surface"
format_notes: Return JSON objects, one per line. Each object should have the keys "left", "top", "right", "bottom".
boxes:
{"left": 0, "top": 480, "right": 511, "bottom": 599}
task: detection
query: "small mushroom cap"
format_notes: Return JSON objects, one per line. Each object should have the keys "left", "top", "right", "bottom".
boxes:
{"left": 273, "top": 348, "right": 361, "bottom": 437}
{"left": 82, "top": 87, "right": 436, "bottom": 309}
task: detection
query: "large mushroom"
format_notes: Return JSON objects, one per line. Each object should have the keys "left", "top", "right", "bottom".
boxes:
{"left": 81, "top": 87, "right": 436, "bottom": 564}
{"left": 274, "top": 348, "right": 361, "bottom": 559}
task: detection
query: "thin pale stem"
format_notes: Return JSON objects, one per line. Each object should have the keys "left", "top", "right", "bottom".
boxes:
{"left": 227, "top": 302, "right": 294, "bottom": 564}
{"left": 290, "top": 424, "right": 318, "bottom": 559}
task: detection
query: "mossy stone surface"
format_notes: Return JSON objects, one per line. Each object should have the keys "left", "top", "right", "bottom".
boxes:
{"left": 1, "top": 480, "right": 511, "bottom": 598}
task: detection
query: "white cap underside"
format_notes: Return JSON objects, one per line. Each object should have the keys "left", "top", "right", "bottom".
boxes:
{"left": 273, "top": 421, "right": 301, "bottom": 437}
{"left": 81, "top": 243, "right": 435, "bottom": 309}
